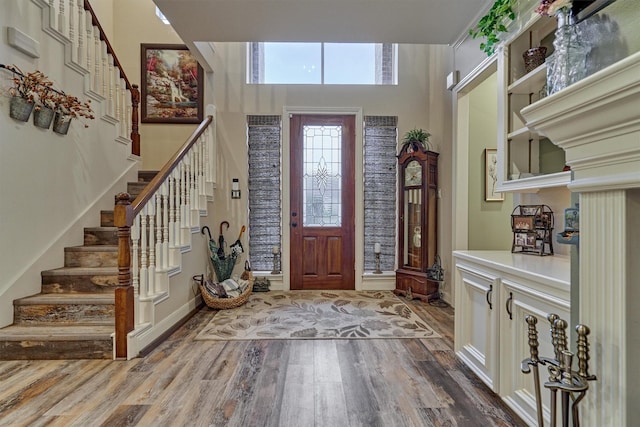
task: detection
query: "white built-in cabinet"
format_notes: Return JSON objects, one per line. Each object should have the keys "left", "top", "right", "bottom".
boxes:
{"left": 453, "top": 251, "right": 570, "bottom": 426}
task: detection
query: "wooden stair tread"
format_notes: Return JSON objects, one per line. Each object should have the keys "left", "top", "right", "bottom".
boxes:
{"left": 0, "top": 324, "right": 113, "bottom": 340}
{"left": 84, "top": 226, "right": 117, "bottom": 231}
{"left": 15, "top": 293, "right": 114, "bottom": 305}
{"left": 64, "top": 245, "right": 118, "bottom": 252}
{"left": 42, "top": 266, "right": 118, "bottom": 276}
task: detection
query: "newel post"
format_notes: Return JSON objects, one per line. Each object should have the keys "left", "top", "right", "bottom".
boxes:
{"left": 114, "top": 192, "right": 134, "bottom": 359}
{"left": 130, "top": 84, "right": 140, "bottom": 156}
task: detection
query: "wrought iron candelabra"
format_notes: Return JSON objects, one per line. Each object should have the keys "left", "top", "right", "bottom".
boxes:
{"left": 521, "top": 314, "right": 597, "bottom": 427}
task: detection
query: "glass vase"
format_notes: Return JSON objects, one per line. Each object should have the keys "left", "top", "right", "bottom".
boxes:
{"left": 546, "top": 8, "right": 589, "bottom": 96}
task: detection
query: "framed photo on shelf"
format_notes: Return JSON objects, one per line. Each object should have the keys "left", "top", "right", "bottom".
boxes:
{"left": 513, "top": 216, "right": 534, "bottom": 231}
{"left": 484, "top": 148, "right": 504, "bottom": 201}
{"left": 141, "top": 44, "right": 204, "bottom": 124}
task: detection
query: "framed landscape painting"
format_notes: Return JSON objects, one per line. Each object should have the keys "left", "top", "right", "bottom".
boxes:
{"left": 141, "top": 44, "right": 204, "bottom": 124}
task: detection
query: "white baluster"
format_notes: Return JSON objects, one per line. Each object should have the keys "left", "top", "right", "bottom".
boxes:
{"left": 85, "top": 14, "right": 93, "bottom": 77}
{"left": 189, "top": 151, "right": 196, "bottom": 212}
{"left": 204, "top": 127, "right": 211, "bottom": 183}
{"left": 49, "top": 0, "right": 57, "bottom": 32}
{"left": 119, "top": 79, "right": 126, "bottom": 138}
{"left": 125, "top": 88, "right": 132, "bottom": 138}
{"left": 155, "top": 191, "right": 163, "bottom": 271}
{"left": 148, "top": 196, "right": 157, "bottom": 295}
{"left": 198, "top": 138, "right": 205, "bottom": 200}
{"left": 108, "top": 55, "right": 115, "bottom": 116}
{"left": 139, "top": 210, "right": 148, "bottom": 299}
{"left": 181, "top": 161, "right": 189, "bottom": 230}
{"left": 101, "top": 42, "right": 108, "bottom": 97}
{"left": 94, "top": 29, "right": 101, "bottom": 94}
{"left": 131, "top": 214, "right": 140, "bottom": 297}
{"left": 77, "top": 1, "right": 85, "bottom": 66}
{"left": 114, "top": 73, "right": 121, "bottom": 124}
{"left": 68, "top": 0, "right": 76, "bottom": 62}
{"left": 169, "top": 172, "right": 177, "bottom": 251}
{"left": 130, "top": 214, "right": 141, "bottom": 329}
{"left": 161, "top": 181, "right": 170, "bottom": 269}
{"left": 58, "top": 0, "right": 67, "bottom": 36}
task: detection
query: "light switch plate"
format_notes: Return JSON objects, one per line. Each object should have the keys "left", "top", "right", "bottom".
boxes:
{"left": 446, "top": 71, "right": 459, "bottom": 90}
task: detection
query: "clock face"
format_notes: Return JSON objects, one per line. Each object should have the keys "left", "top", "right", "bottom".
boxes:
{"left": 404, "top": 160, "right": 422, "bottom": 186}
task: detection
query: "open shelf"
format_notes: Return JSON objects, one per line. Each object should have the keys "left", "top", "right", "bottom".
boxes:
{"left": 508, "top": 64, "right": 547, "bottom": 95}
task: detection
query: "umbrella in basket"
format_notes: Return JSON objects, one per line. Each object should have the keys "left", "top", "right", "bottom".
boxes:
{"left": 201, "top": 224, "right": 238, "bottom": 282}
{"left": 217, "top": 221, "right": 229, "bottom": 260}
{"left": 229, "top": 225, "right": 246, "bottom": 256}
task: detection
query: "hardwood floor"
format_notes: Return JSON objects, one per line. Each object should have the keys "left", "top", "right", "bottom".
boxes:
{"left": 0, "top": 298, "right": 525, "bottom": 427}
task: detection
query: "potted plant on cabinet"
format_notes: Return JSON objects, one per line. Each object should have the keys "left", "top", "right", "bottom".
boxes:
{"left": 469, "top": 0, "right": 517, "bottom": 56}
{"left": 402, "top": 128, "right": 432, "bottom": 152}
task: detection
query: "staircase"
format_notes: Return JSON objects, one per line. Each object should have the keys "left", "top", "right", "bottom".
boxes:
{"left": 0, "top": 172, "right": 156, "bottom": 360}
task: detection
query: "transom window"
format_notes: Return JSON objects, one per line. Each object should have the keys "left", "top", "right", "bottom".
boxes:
{"left": 248, "top": 43, "right": 397, "bottom": 85}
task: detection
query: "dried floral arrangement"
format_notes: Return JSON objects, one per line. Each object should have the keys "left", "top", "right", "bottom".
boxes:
{"left": 2, "top": 64, "right": 94, "bottom": 126}
{"left": 4, "top": 64, "right": 49, "bottom": 103}
{"left": 50, "top": 92, "right": 94, "bottom": 125}
{"left": 535, "top": 0, "right": 572, "bottom": 16}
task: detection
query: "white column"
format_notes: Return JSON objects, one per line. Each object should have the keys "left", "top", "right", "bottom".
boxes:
{"left": 579, "top": 190, "right": 639, "bottom": 426}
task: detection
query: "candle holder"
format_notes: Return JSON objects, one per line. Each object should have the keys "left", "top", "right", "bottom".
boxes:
{"left": 373, "top": 245, "right": 382, "bottom": 274}
{"left": 271, "top": 252, "right": 280, "bottom": 274}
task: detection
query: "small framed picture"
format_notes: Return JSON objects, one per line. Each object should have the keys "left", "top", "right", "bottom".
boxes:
{"left": 513, "top": 216, "right": 534, "bottom": 230}
{"left": 514, "top": 232, "right": 529, "bottom": 247}
{"left": 484, "top": 148, "right": 504, "bottom": 201}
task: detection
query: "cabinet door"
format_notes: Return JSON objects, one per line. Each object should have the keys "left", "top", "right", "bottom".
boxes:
{"left": 499, "top": 279, "right": 570, "bottom": 426}
{"left": 454, "top": 264, "right": 500, "bottom": 392}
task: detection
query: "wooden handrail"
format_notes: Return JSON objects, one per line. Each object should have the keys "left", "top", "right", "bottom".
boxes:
{"left": 84, "top": 0, "right": 140, "bottom": 155}
{"left": 113, "top": 115, "right": 213, "bottom": 359}
{"left": 131, "top": 115, "right": 213, "bottom": 215}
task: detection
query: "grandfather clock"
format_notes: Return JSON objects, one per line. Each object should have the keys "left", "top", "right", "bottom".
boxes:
{"left": 395, "top": 141, "right": 439, "bottom": 302}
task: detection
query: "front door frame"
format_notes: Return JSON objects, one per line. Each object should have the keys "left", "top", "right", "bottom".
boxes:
{"left": 281, "top": 106, "right": 363, "bottom": 291}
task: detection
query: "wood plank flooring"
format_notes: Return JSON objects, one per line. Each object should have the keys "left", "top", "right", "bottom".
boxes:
{"left": 0, "top": 298, "right": 526, "bottom": 426}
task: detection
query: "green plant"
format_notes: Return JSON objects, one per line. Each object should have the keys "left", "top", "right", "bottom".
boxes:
{"left": 402, "top": 128, "right": 431, "bottom": 146}
{"left": 469, "top": 0, "right": 517, "bottom": 56}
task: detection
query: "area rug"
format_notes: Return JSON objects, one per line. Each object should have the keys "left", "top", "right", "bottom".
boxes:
{"left": 195, "top": 290, "right": 441, "bottom": 340}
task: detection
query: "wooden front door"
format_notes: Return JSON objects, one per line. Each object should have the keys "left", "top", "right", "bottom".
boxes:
{"left": 290, "top": 114, "right": 355, "bottom": 290}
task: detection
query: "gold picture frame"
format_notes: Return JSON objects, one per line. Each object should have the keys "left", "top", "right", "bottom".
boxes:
{"left": 141, "top": 44, "right": 204, "bottom": 124}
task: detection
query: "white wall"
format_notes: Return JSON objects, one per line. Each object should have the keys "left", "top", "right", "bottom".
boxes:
{"left": 209, "top": 42, "right": 455, "bottom": 295}
{"left": 467, "top": 73, "right": 514, "bottom": 250}
{"left": 0, "top": 0, "right": 137, "bottom": 326}
{"left": 111, "top": 0, "right": 201, "bottom": 170}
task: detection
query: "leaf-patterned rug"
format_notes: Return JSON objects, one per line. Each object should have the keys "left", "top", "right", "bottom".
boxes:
{"left": 195, "top": 290, "right": 441, "bottom": 340}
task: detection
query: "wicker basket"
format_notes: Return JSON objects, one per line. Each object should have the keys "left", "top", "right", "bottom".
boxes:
{"left": 194, "top": 272, "right": 254, "bottom": 310}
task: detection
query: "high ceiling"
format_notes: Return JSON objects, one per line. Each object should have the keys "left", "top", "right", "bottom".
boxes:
{"left": 153, "top": 0, "right": 493, "bottom": 45}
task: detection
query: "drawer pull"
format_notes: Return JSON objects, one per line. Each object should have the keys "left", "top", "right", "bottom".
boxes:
{"left": 485, "top": 285, "right": 493, "bottom": 310}
{"left": 506, "top": 292, "right": 513, "bottom": 320}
